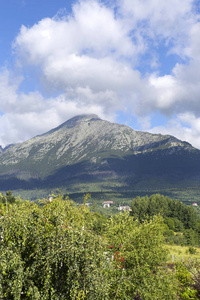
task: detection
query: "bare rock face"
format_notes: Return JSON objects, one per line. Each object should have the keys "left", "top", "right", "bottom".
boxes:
{"left": 0, "top": 114, "right": 199, "bottom": 191}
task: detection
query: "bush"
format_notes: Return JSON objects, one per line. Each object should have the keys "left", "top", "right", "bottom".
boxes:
{"left": 184, "top": 229, "right": 199, "bottom": 246}
{"left": 176, "top": 263, "right": 197, "bottom": 299}
{"left": 105, "top": 213, "right": 178, "bottom": 299}
{"left": 188, "top": 247, "right": 197, "bottom": 255}
{"left": 0, "top": 196, "right": 179, "bottom": 299}
{"left": 180, "top": 287, "right": 197, "bottom": 299}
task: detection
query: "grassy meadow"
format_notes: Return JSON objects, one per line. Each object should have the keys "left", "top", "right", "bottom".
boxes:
{"left": 166, "top": 244, "right": 200, "bottom": 263}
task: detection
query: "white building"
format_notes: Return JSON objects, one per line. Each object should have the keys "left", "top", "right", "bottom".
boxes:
{"left": 118, "top": 205, "right": 131, "bottom": 211}
{"left": 102, "top": 201, "right": 114, "bottom": 208}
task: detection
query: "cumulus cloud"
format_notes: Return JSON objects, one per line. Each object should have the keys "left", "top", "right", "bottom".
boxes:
{"left": 149, "top": 113, "right": 200, "bottom": 149}
{"left": 145, "top": 21, "right": 200, "bottom": 117}
{"left": 118, "top": 0, "right": 197, "bottom": 54}
{"left": 0, "top": 0, "right": 200, "bottom": 148}
{"left": 14, "top": 1, "right": 136, "bottom": 62}
{"left": 14, "top": 0, "right": 143, "bottom": 100}
{"left": 0, "top": 69, "right": 115, "bottom": 147}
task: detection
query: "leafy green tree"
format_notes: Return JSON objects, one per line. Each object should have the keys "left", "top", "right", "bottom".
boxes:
{"left": 173, "top": 218, "right": 184, "bottom": 232}
{"left": 130, "top": 194, "right": 199, "bottom": 246}
{"left": 6, "top": 190, "right": 16, "bottom": 204}
{"left": 0, "top": 196, "right": 111, "bottom": 299}
{"left": 165, "top": 217, "right": 175, "bottom": 231}
{"left": 184, "top": 229, "right": 199, "bottom": 246}
{"left": 104, "top": 212, "right": 178, "bottom": 299}
{"left": 175, "top": 263, "right": 197, "bottom": 299}
{"left": 130, "top": 195, "right": 149, "bottom": 222}
{"left": 0, "top": 194, "right": 182, "bottom": 299}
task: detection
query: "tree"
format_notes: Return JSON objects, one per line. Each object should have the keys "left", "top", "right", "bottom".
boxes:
{"left": 0, "top": 196, "right": 110, "bottom": 299}
{"left": 0, "top": 194, "right": 180, "bottom": 299}
{"left": 104, "top": 212, "right": 178, "bottom": 299}
{"left": 6, "top": 190, "right": 16, "bottom": 204}
{"left": 130, "top": 194, "right": 199, "bottom": 245}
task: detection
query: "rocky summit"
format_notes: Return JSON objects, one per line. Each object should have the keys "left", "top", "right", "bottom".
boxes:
{"left": 0, "top": 114, "right": 199, "bottom": 192}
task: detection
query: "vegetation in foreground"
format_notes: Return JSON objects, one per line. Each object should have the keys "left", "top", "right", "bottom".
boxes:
{"left": 0, "top": 192, "right": 200, "bottom": 299}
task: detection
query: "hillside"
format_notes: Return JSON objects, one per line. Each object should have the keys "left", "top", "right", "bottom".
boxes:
{"left": 0, "top": 114, "right": 199, "bottom": 193}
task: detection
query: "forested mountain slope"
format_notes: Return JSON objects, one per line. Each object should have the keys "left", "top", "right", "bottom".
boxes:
{"left": 0, "top": 114, "right": 199, "bottom": 191}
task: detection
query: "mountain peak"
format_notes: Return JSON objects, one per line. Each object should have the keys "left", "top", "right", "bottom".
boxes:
{"left": 0, "top": 114, "right": 199, "bottom": 195}
{"left": 62, "top": 114, "right": 102, "bottom": 129}
{"left": 66, "top": 114, "right": 101, "bottom": 126}
{"left": 45, "top": 114, "right": 102, "bottom": 134}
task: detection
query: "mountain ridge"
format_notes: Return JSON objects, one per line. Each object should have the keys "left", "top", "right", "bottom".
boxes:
{"left": 0, "top": 114, "right": 199, "bottom": 193}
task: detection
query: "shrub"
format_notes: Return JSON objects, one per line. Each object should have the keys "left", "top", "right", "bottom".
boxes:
{"left": 188, "top": 247, "right": 197, "bottom": 255}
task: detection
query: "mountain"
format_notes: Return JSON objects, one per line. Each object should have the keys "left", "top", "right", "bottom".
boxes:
{"left": 0, "top": 114, "right": 200, "bottom": 193}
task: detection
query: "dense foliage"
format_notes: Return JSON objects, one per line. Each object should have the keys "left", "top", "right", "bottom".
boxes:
{"left": 0, "top": 194, "right": 179, "bottom": 299}
{"left": 130, "top": 194, "right": 200, "bottom": 246}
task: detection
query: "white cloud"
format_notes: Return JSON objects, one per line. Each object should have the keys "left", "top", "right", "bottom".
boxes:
{"left": 42, "top": 55, "right": 142, "bottom": 94}
{"left": 12, "top": 0, "right": 149, "bottom": 123}
{"left": 0, "top": 69, "right": 116, "bottom": 147}
{"left": 0, "top": 0, "right": 200, "bottom": 150}
{"left": 149, "top": 113, "right": 200, "bottom": 149}
{"left": 14, "top": 0, "right": 200, "bottom": 115}
{"left": 0, "top": 92, "right": 111, "bottom": 147}
{"left": 0, "top": 69, "right": 19, "bottom": 111}
{"left": 118, "top": 0, "right": 197, "bottom": 53}
{"left": 14, "top": 1, "right": 136, "bottom": 63}
{"left": 144, "top": 20, "right": 200, "bottom": 117}
{"left": 14, "top": 0, "right": 145, "bottom": 103}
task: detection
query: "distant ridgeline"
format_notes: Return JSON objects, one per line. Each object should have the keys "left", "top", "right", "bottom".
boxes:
{"left": 0, "top": 114, "right": 200, "bottom": 198}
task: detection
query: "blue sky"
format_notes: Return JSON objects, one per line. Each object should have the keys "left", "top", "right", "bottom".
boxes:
{"left": 1, "top": 0, "right": 200, "bottom": 148}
